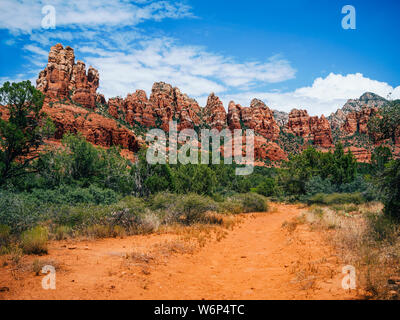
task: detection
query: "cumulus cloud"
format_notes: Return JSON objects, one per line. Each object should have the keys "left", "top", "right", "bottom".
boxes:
{"left": 221, "top": 73, "right": 400, "bottom": 116}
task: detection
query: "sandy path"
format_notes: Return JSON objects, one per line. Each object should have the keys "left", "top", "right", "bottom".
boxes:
{"left": 0, "top": 204, "right": 359, "bottom": 300}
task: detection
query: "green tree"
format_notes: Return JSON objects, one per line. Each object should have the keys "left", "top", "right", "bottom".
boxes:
{"left": 35, "top": 133, "right": 133, "bottom": 193}
{"left": 174, "top": 163, "right": 217, "bottom": 196}
{"left": 256, "top": 178, "right": 277, "bottom": 197}
{"left": 369, "top": 100, "right": 400, "bottom": 218}
{"left": 0, "top": 81, "right": 46, "bottom": 184}
{"left": 368, "top": 100, "right": 400, "bottom": 144}
{"left": 331, "top": 143, "right": 357, "bottom": 185}
{"left": 131, "top": 149, "right": 175, "bottom": 197}
{"left": 371, "top": 145, "right": 393, "bottom": 173}
{"left": 380, "top": 160, "right": 400, "bottom": 219}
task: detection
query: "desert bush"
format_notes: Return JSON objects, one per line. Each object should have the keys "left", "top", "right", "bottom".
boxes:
{"left": 232, "top": 193, "right": 269, "bottom": 213}
{"left": 111, "top": 225, "right": 126, "bottom": 238}
{"left": 54, "top": 225, "right": 72, "bottom": 240}
{"left": 217, "top": 199, "right": 244, "bottom": 214}
{"left": 86, "top": 224, "right": 112, "bottom": 239}
{"left": 0, "top": 224, "right": 11, "bottom": 247}
{"left": 179, "top": 193, "right": 217, "bottom": 224}
{"left": 29, "top": 185, "right": 119, "bottom": 205}
{"left": 0, "top": 191, "right": 45, "bottom": 233}
{"left": 149, "top": 192, "right": 179, "bottom": 211}
{"left": 368, "top": 213, "right": 399, "bottom": 243}
{"left": 20, "top": 226, "right": 48, "bottom": 255}
{"left": 308, "top": 192, "right": 365, "bottom": 205}
{"left": 305, "top": 176, "right": 335, "bottom": 196}
{"left": 135, "top": 211, "right": 161, "bottom": 234}
{"left": 255, "top": 178, "right": 277, "bottom": 197}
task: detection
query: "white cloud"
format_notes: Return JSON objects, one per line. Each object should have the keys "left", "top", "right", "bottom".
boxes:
{"left": 82, "top": 38, "right": 296, "bottom": 100}
{"left": 221, "top": 73, "right": 400, "bottom": 116}
{"left": 0, "top": 0, "right": 193, "bottom": 33}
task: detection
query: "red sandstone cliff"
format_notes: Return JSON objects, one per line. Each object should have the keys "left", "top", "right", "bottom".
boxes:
{"left": 286, "top": 109, "right": 333, "bottom": 148}
{"left": 36, "top": 44, "right": 99, "bottom": 110}
{"left": 24, "top": 43, "right": 400, "bottom": 163}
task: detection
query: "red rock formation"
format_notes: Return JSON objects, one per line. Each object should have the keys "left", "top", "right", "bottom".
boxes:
{"left": 227, "top": 101, "right": 242, "bottom": 130}
{"left": 107, "top": 82, "right": 202, "bottom": 131}
{"left": 240, "top": 99, "right": 280, "bottom": 141}
{"left": 107, "top": 97, "right": 124, "bottom": 120}
{"left": 342, "top": 106, "right": 379, "bottom": 135}
{"left": 227, "top": 99, "right": 280, "bottom": 141}
{"left": 203, "top": 93, "right": 226, "bottom": 131}
{"left": 125, "top": 90, "right": 156, "bottom": 128}
{"left": 347, "top": 147, "right": 371, "bottom": 163}
{"left": 309, "top": 115, "right": 333, "bottom": 147}
{"left": 42, "top": 102, "right": 139, "bottom": 152}
{"left": 254, "top": 137, "right": 287, "bottom": 161}
{"left": 95, "top": 93, "right": 106, "bottom": 106}
{"left": 36, "top": 43, "right": 99, "bottom": 109}
{"left": 287, "top": 109, "right": 333, "bottom": 147}
{"left": 287, "top": 109, "right": 311, "bottom": 137}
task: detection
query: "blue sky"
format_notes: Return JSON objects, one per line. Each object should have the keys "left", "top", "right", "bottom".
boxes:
{"left": 0, "top": 0, "right": 399, "bottom": 115}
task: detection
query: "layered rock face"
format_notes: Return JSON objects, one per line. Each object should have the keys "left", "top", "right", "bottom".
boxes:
{"left": 36, "top": 43, "right": 99, "bottom": 109}
{"left": 342, "top": 106, "right": 379, "bottom": 135}
{"left": 226, "top": 99, "right": 280, "bottom": 141}
{"left": 34, "top": 44, "right": 138, "bottom": 152}
{"left": 203, "top": 93, "right": 227, "bottom": 131}
{"left": 287, "top": 109, "right": 333, "bottom": 147}
{"left": 106, "top": 83, "right": 203, "bottom": 132}
{"left": 33, "top": 44, "right": 399, "bottom": 164}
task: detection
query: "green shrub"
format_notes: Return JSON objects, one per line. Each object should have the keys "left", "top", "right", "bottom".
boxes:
{"left": 308, "top": 193, "right": 365, "bottom": 205}
{"left": 54, "top": 225, "right": 72, "bottom": 240}
{"left": 217, "top": 199, "right": 244, "bottom": 214}
{"left": 179, "top": 193, "right": 217, "bottom": 224}
{"left": 0, "top": 191, "right": 45, "bottom": 233}
{"left": 256, "top": 178, "right": 277, "bottom": 197}
{"left": 0, "top": 224, "right": 11, "bottom": 247}
{"left": 20, "top": 226, "right": 48, "bottom": 255}
{"left": 29, "top": 185, "right": 119, "bottom": 205}
{"left": 86, "top": 224, "right": 112, "bottom": 239}
{"left": 305, "top": 176, "right": 334, "bottom": 196}
{"left": 149, "top": 192, "right": 179, "bottom": 211}
{"left": 368, "top": 213, "right": 399, "bottom": 243}
{"left": 233, "top": 193, "right": 269, "bottom": 213}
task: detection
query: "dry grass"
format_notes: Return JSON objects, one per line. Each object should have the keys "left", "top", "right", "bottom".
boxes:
{"left": 303, "top": 202, "right": 400, "bottom": 300}
{"left": 32, "top": 259, "right": 60, "bottom": 275}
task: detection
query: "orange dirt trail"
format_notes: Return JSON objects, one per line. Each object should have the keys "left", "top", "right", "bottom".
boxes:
{"left": 0, "top": 204, "right": 359, "bottom": 300}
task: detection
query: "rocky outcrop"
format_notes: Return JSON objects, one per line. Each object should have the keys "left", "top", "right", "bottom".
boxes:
{"left": 227, "top": 101, "right": 242, "bottom": 130}
{"left": 240, "top": 99, "right": 280, "bottom": 141}
{"left": 36, "top": 43, "right": 99, "bottom": 109}
{"left": 34, "top": 44, "right": 400, "bottom": 164}
{"left": 227, "top": 99, "right": 280, "bottom": 141}
{"left": 309, "top": 115, "right": 334, "bottom": 147}
{"left": 329, "top": 92, "right": 387, "bottom": 130}
{"left": 203, "top": 93, "right": 226, "bottom": 131}
{"left": 347, "top": 147, "right": 371, "bottom": 163}
{"left": 42, "top": 102, "right": 139, "bottom": 152}
{"left": 287, "top": 109, "right": 333, "bottom": 147}
{"left": 342, "top": 106, "right": 379, "bottom": 135}
{"left": 106, "top": 82, "right": 203, "bottom": 132}
{"left": 125, "top": 90, "right": 156, "bottom": 128}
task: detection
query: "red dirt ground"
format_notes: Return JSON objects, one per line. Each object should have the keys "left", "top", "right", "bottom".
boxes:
{"left": 0, "top": 204, "right": 360, "bottom": 300}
